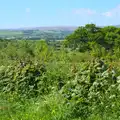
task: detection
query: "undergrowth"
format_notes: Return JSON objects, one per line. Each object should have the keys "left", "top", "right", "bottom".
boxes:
{"left": 0, "top": 40, "right": 120, "bottom": 120}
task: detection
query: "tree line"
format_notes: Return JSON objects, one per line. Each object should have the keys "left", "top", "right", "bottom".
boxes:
{"left": 64, "top": 24, "right": 120, "bottom": 52}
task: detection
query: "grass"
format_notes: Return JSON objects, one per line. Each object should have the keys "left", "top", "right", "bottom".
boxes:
{"left": 0, "top": 93, "right": 71, "bottom": 120}
{"left": 1, "top": 93, "right": 120, "bottom": 120}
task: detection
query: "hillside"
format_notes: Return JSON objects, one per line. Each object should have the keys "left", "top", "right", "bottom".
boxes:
{"left": 0, "top": 27, "right": 76, "bottom": 40}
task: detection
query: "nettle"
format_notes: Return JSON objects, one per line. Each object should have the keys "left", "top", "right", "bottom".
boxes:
{"left": 60, "top": 59, "right": 120, "bottom": 117}
{"left": 0, "top": 61, "right": 46, "bottom": 98}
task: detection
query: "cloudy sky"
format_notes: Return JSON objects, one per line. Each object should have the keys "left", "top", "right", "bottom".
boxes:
{"left": 0, "top": 0, "right": 120, "bottom": 28}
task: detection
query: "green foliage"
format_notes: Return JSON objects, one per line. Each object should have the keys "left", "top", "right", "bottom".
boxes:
{"left": 1, "top": 57, "right": 120, "bottom": 120}
{"left": 65, "top": 24, "right": 120, "bottom": 56}
{"left": 0, "top": 61, "right": 46, "bottom": 98}
{"left": 89, "top": 42, "right": 106, "bottom": 58}
{"left": 1, "top": 32, "right": 120, "bottom": 119}
{"left": 60, "top": 59, "right": 120, "bottom": 119}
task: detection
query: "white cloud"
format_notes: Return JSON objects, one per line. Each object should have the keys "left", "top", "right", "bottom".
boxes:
{"left": 73, "top": 4, "right": 120, "bottom": 18}
{"left": 102, "top": 12, "right": 112, "bottom": 17}
{"left": 26, "top": 8, "right": 31, "bottom": 13}
{"left": 102, "top": 4, "right": 120, "bottom": 17}
{"left": 73, "top": 8, "right": 96, "bottom": 16}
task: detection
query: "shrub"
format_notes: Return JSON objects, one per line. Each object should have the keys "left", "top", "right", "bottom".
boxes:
{"left": 0, "top": 61, "right": 46, "bottom": 98}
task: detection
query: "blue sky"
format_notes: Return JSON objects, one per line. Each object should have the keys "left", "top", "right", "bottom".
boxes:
{"left": 0, "top": 0, "right": 120, "bottom": 28}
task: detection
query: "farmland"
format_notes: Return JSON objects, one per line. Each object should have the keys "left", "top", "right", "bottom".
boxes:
{"left": 0, "top": 27, "right": 74, "bottom": 40}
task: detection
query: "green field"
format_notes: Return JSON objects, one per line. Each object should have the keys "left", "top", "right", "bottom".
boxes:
{"left": 0, "top": 30, "right": 22, "bottom": 36}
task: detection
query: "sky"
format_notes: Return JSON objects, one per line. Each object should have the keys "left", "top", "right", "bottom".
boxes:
{"left": 0, "top": 0, "right": 120, "bottom": 28}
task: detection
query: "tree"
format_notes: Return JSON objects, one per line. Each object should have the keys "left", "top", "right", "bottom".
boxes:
{"left": 105, "top": 32, "right": 118, "bottom": 49}
{"left": 65, "top": 27, "right": 88, "bottom": 49}
{"left": 65, "top": 23, "right": 120, "bottom": 53}
{"left": 102, "top": 26, "right": 117, "bottom": 33}
{"left": 85, "top": 24, "right": 100, "bottom": 33}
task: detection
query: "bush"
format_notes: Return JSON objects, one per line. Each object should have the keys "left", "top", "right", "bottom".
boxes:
{"left": 0, "top": 61, "right": 46, "bottom": 98}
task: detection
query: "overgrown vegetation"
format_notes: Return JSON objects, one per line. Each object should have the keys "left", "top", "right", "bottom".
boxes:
{"left": 1, "top": 24, "right": 120, "bottom": 120}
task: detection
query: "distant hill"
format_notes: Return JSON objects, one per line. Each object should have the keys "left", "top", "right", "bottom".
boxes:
{"left": 1, "top": 24, "right": 120, "bottom": 31}
{"left": 1, "top": 26, "right": 78, "bottom": 31}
